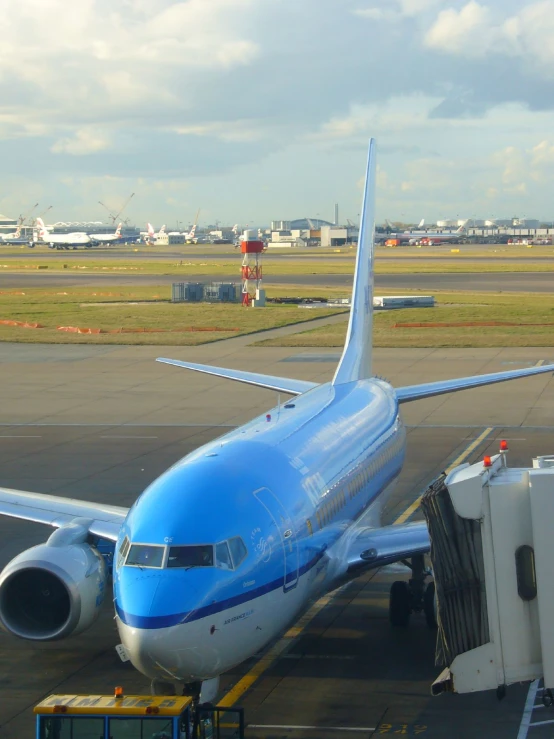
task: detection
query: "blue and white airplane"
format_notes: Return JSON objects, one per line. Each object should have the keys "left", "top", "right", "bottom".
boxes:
{"left": 0, "top": 139, "right": 553, "bottom": 702}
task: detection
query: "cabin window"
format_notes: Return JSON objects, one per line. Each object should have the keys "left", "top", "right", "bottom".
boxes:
{"left": 167, "top": 545, "right": 214, "bottom": 568}
{"left": 228, "top": 536, "right": 248, "bottom": 567}
{"left": 126, "top": 544, "right": 165, "bottom": 569}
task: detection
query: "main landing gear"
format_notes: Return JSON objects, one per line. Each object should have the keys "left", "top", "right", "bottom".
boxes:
{"left": 389, "top": 554, "right": 436, "bottom": 629}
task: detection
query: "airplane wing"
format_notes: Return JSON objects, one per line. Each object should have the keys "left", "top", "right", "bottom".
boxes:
{"left": 346, "top": 521, "right": 430, "bottom": 573}
{"left": 0, "top": 487, "right": 127, "bottom": 541}
{"left": 157, "top": 358, "right": 318, "bottom": 396}
{"left": 396, "top": 362, "right": 554, "bottom": 403}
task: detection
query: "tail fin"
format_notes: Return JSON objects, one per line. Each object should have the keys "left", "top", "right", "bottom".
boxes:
{"left": 14, "top": 226, "right": 21, "bottom": 238}
{"left": 36, "top": 217, "right": 48, "bottom": 238}
{"left": 418, "top": 218, "right": 425, "bottom": 229}
{"left": 332, "top": 138, "right": 376, "bottom": 386}
{"left": 147, "top": 223, "right": 154, "bottom": 237}
{"left": 190, "top": 224, "right": 196, "bottom": 237}
{"left": 159, "top": 225, "right": 166, "bottom": 235}
{"left": 455, "top": 220, "right": 468, "bottom": 234}
{"left": 115, "top": 223, "right": 122, "bottom": 237}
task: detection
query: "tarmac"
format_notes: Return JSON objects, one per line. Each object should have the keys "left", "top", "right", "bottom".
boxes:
{"left": 2, "top": 334, "right": 554, "bottom": 737}
{"left": 1, "top": 270, "right": 554, "bottom": 293}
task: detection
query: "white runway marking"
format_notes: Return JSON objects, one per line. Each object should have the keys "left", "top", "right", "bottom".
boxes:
{"left": 248, "top": 726, "right": 376, "bottom": 732}
{"left": 0, "top": 435, "right": 42, "bottom": 438}
{"left": 517, "top": 679, "right": 540, "bottom": 739}
{"left": 100, "top": 435, "right": 158, "bottom": 439}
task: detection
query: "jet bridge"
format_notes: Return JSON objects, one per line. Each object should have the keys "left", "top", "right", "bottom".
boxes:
{"left": 422, "top": 443, "right": 554, "bottom": 700}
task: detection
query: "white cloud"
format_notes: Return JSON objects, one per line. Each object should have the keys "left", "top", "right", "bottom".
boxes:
{"left": 51, "top": 128, "right": 112, "bottom": 156}
{"left": 424, "top": 0, "right": 554, "bottom": 70}
{"left": 355, "top": 0, "right": 441, "bottom": 21}
{"left": 424, "top": 2, "right": 496, "bottom": 56}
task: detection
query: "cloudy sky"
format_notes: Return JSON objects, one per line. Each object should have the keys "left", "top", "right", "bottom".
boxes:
{"left": 1, "top": 0, "right": 554, "bottom": 226}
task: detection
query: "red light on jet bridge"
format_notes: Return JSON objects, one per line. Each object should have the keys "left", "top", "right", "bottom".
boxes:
{"left": 266, "top": 414, "right": 271, "bottom": 422}
{"left": 500, "top": 440, "right": 508, "bottom": 451}
{"left": 483, "top": 455, "right": 492, "bottom": 468}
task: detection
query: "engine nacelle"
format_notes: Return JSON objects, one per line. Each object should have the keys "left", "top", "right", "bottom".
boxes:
{"left": 0, "top": 522, "right": 107, "bottom": 641}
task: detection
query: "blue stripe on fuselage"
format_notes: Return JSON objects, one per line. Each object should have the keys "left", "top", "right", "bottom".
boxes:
{"left": 115, "top": 550, "right": 326, "bottom": 629}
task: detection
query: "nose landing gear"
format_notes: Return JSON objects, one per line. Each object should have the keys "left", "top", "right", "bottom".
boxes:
{"left": 389, "top": 554, "right": 436, "bottom": 628}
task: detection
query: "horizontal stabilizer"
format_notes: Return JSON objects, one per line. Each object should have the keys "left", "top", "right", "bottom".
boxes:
{"left": 347, "top": 521, "right": 430, "bottom": 573}
{"left": 0, "top": 487, "right": 127, "bottom": 541}
{"left": 396, "top": 362, "right": 554, "bottom": 403}
{"left": 157, "top": 358, "right": 318, "bottom": 396}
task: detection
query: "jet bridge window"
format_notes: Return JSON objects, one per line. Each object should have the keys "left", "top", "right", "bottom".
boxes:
{"left": 126, "top": 544, "right": 165, "bottom": 569}
{"left": 167, "top": 545, "right": 214, "bottom": 568}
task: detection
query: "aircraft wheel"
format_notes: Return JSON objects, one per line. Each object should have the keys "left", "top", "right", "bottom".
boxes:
{"left": 424, "top": 581, "right": 437, "bottom": 629}
{"left": 389, "top": 580, "right": 411, "bottom": 627}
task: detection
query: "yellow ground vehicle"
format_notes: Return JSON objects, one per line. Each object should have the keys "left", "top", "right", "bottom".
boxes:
{"left": 34, "top": 690, "right": 245, "bottom": 739}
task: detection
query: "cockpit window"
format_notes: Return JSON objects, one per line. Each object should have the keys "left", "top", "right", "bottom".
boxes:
{"left": 126, "top": 544, "right": 165, "bottom": 569}
{"left": 167, "top": 545, "right": 214, "bottom": 568}
{"left": 117, "top": 536, "right": 130, "bottom": 569}
{"left": 215, "top": 541, "right": 233, "bottom": 570}
{"left": 228, "top": 537, "right": 248, "bottom": 568}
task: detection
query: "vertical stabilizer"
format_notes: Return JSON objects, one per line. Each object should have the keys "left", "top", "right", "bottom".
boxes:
{"left": 332, "top": 138, "right": 376, "bottom": 386}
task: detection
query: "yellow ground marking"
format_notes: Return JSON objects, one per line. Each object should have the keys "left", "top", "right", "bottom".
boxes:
{"left": 393, "top": 426, "right": 494, "bottom": 525}
{"left": 218, "top": 590, "right": 338, "bottom": 707}
{"left": 535, "top": 359, "right": 545, "bottom": 366}
{"left": 220, "top": 425, "right": 495, "bottom": 707}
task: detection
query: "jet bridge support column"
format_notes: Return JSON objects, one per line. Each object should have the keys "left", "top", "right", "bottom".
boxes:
{"left": 423, "top": 443, "right": 554, "bottom": 697}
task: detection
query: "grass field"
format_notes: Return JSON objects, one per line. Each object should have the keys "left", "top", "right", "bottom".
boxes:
{"left": 0, "top": 286, "right": 347, "bottom": 345}
{"left": 255, "top": 291, "right": 554, "bottom": 348}
{"left": 4, "top": 252, "right": 554, "bottom": 276}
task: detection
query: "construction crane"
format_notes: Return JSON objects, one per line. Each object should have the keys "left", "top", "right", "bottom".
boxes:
{"left": 18, "top": 202, "right": 39, "bottom": 226}
{"left": 98, "top": 193, "right": 135, "bottom": 225}
{"left": 35, "top": 206, "right": 53, "bottom": 225}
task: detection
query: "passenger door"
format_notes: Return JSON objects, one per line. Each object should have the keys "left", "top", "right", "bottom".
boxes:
{"left": 254, "top": 487, "right": 299, "bottom": 592}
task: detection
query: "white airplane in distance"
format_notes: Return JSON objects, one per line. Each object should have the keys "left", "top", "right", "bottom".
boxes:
{"left": 143, "top": 223, "right": 166, "bottom": 244}
{"left": 183, "top": 223, "right": 197, "bottom": 243}
{"left": 2, "top": 140, "right": 554, "bottom": 704}
{"left": 89, "top": 223, "right": 123, "bottom": 243}
{"left": 0, "top": 224, "right": 22, "bottom": 241}
{"left": 35, "top": 218, "right": 94, "bottom": 249}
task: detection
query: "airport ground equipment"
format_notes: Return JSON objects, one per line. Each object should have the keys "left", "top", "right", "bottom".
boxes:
{"left": 171, "top": 282, "right": 239, "bottom": 303}
{"left": 34, "top": 691, "right": 245, "bottom": 739}
{"left": 240, "top": 229, "right": 264, "bottom": 306}
{"left": 373, "top": 295, "right": 434, "bottom": 309}
{"left": 422, "top": 442, "right": 554, "bottom": 699}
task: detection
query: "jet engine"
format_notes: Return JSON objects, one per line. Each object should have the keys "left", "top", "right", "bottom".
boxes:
{"left": 0, "top": 521, "right": 107, "bottom": 641}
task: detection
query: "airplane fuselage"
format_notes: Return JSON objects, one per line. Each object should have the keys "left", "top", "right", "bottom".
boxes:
{"left": 114, "top": 377, "right": 405, "bottom": 683}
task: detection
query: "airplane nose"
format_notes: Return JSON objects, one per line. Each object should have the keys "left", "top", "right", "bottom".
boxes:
{"left": 115, "top": 570, "right": 222, "bottom": 681}
{"left": 118, "top": 621, "right": 221, "bottom": 682}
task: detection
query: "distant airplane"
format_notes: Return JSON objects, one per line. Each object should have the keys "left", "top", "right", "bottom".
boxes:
{"left": 143, "top": 223, "right": 166, "bottom": 244}
{"left": 183, "top": 223, "right": 197, "bottom": 243}
{"left": 0, "top": 225, "right": 32, "bottom": 246}
{"left": 0, "top": 225, "right": 22, "bottom": 241}
{"left": 35, "top": 218, "right": 94, "bottom": 249}
{"left": 1, "top": 141, "right": 553, "bottom": 704}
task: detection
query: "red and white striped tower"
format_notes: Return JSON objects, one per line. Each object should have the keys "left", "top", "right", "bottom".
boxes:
{"left": 240, "top": 229, "right": 264, "bottom": 306}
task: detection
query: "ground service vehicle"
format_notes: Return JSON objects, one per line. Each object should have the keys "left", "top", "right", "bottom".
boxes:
{"left": 34, "top": 691, "right": 245, "bottom": 739}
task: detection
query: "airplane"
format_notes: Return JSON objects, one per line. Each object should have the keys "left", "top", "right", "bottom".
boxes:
{"left": 183, "top": 223, "right": 197, "bottom": 243}
{"left": 382, "top": 218, "right": 467, "bottom": 245}
{"left": 0, "top": 224, "right": 22, "bottom": 241}
{"left": 143, "top": 223, "right": 166, "bottom": 244}
{"left": 0, "top": 224, "right": 33, "bottom": 246}
{"left": 34, "top": 218, "right": 95, "bottom": 249}
{"left": 2, "top": 140, "right": 554, "bottom": 704}
{"left": 88, "top": 223, "right": 139, "bottom": 245}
